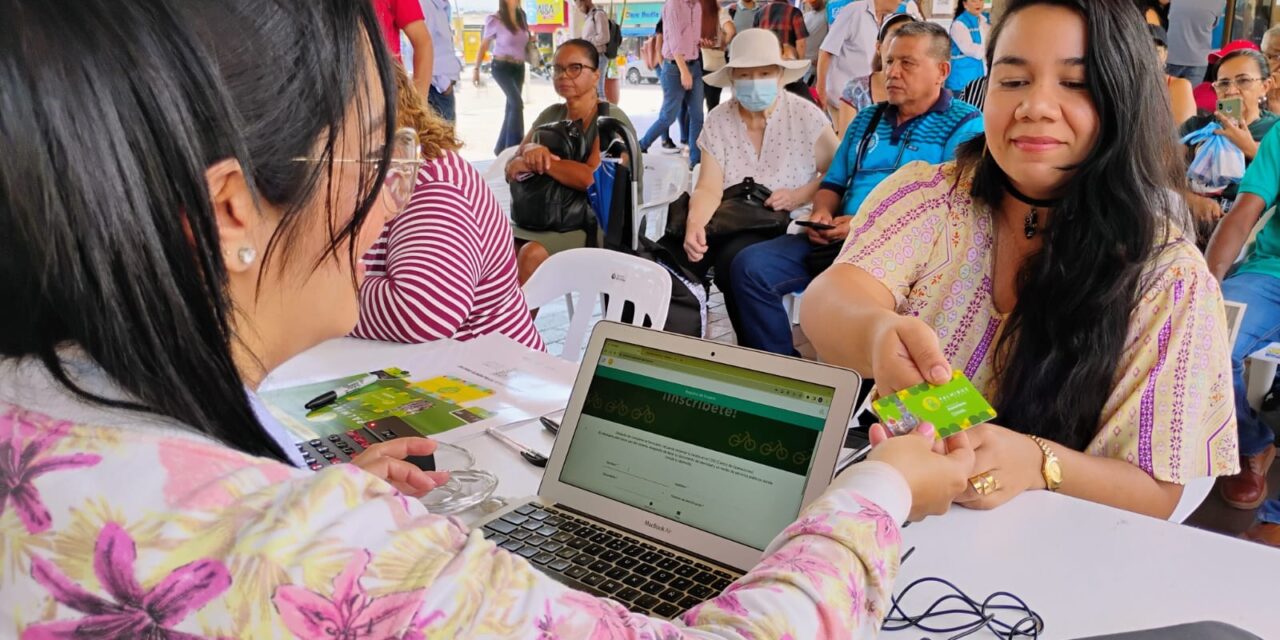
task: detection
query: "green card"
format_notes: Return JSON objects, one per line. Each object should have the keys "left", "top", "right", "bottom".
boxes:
{"left": 872, "top": 370, "right": 997, "bottom": 439}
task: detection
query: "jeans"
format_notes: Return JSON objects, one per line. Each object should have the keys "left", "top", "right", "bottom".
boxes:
{"left": 598, "top": 52, "right": 609, "bottom": 97}
{"left": 491, "top": 60, "right": 525, "bottom": 156}
{"left": 729, "top": 233, "right": 817, "bottom": 355}
{"left": 641, "top": 60, "right": 703, "bottom": 166}
{"left": 1166, "top": 63, "right": 1208, "bottom": 85}
{"left": 1223, "top": 272, "right": 1280, "bottom": 458}
{"left": 428, "top": 83, "right": 456, "bottom": 122}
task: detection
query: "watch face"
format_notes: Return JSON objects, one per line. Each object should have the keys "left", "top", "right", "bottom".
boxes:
{"left": 1047, "top": 463, "right": 1063, "bottom": 486}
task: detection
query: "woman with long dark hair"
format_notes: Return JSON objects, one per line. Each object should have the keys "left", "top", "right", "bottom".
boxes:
{"left": 0, "top": 1, "right": 975, "bottom": 634}
{"left": 803, "top": 0, "right": 1239, "bottom": 519}
{"left": 474, "top": 0, "right": 531, "bottom": 155}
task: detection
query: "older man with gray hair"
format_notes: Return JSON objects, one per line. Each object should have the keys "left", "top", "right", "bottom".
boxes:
{"left": 728, "top": 21, "right": 984, "bottom": 356}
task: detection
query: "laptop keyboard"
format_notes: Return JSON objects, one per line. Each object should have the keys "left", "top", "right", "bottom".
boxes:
{"left": 481, "top": 502, "right": 741, "bottom": 619}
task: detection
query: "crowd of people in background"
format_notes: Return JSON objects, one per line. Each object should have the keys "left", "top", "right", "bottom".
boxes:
{"left": 11, "top": 0, "right": 1280, "bottom": 636}
{"left": 369, "top": 0, "right": 1280, "bottom": 543}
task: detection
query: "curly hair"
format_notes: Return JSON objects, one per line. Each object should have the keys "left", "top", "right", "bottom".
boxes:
{"left": 392, "top": 62, "right": 461, "bottom": 160}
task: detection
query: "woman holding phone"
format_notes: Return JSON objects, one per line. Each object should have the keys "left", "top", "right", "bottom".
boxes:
{"left": 1179, "top": 49, "right": 1277, "bottom": 232}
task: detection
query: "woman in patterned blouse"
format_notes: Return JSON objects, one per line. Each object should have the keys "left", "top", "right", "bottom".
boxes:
{"left": 804, "top": 0, "right": 1240, "bottom": 519}
{"left": 0, "top": 0, "right": 977, "bottom": 637}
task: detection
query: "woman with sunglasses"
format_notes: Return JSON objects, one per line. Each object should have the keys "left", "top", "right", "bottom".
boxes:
{"left": 1179, "top": 49, "right": 1277, "bottom": 235}
{"left": 1, "top": 4, "right": 979, "bottom": 635}
{"left": 352, "top": 64, "right": 544, "bottom": 349}
{"left": 508, "top": 39, "right": 638, "bottom": 283}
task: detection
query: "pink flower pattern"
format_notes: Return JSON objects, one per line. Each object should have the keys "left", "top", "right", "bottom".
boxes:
{"left": 24, "top": 522, "right": 231, "bottom": 639}
{"left": 0, "top": 411, "right": 101, "bottom": 534}
{"left": 272, "top": 549, "right": 424, "bottom": 639}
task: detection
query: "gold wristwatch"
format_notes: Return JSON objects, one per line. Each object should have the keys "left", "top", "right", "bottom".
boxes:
{"left": 1029, "top": 435, "right": 1062, "bottom": 491}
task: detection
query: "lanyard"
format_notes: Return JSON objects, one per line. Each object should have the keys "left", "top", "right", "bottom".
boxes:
{"left": 853, "top": 103, "right": 916, "bottom": 175}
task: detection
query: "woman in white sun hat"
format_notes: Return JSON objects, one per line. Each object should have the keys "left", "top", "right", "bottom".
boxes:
{"left": 676, "top": 28, "right": 839, "bottom": 341}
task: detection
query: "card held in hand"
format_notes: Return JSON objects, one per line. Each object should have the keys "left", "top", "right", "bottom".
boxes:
{"left": 872, "top": 370, "right": 998, "bottom": 439}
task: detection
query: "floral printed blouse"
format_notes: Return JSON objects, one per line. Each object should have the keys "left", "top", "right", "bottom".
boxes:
{"left": 0, "top": 354, "right": 909, "bottom": 639}
{"left": 837, "top": 161, "right": 1240, "bottom": 483}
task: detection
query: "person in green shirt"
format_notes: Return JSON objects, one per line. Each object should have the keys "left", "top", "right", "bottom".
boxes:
{"left": 1180, "top": 49, "right": 1278, "bottom": 233}
{"left": 1205, "top": 122, "right": 1280, "bottom": 547}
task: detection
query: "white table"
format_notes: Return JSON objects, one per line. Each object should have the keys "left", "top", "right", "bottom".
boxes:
{"left": 267, "top": 338, "right": 1280, "bottom": 640}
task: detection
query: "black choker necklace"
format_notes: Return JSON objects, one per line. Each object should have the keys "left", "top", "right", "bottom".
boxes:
{"left": 1003, "top": 179, "right": 1060, "bottom": 239}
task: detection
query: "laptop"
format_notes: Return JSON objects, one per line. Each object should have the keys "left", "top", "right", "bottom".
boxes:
{"left": 473, "top": 322, "right": 863, "bottom": 619}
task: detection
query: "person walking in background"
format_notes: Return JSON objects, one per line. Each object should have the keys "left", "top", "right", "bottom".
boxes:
{"left": 640, "top": 0, "right": 705, "bottom": 168}
{"left": 818, "top": 0, "right": 922, "bottom": 117}
{"left": 577, "top": 0, "right": 611, "bottom": 97}
{"left": 1166, "top": 0, "right": 1223, "bottom": 85}
{"left": 418, "top": 0, "right": 462, "bottom": 121}
{"left": 373, "top": 0, "right": 434, "bottom": 100}
{"left": 946, "top": 0, "right": 988, "bottom": 92}
{"left": 753, "top": 0, "right": 809, "bottom": 58}
{"left": 699, "top": 0, "right": 732, "bottom": 110}
{"left": 729, "top": 0, "right": 761, "bottom": 39}
{"left": 474, "top": 0, "right": 531, "bottom": 155}
{"left": 801, "top": 0, "right": 828, "bottom": 85}
{"left": 1151, "top": 25, "right": 1197, "bottom": 128}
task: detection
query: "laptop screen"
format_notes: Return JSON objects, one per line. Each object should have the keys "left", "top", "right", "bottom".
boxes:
{"left": 558, "top": 339, "right": 835, "bottom": 550}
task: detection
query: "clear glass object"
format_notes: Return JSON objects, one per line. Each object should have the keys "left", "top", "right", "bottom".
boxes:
{"left": 419, "top": 442, "right": 499, "bottom": 515}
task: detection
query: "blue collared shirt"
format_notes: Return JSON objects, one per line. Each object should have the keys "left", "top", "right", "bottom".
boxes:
{"left": 821, "top": 89, "right": 983, "bottom": 216}
{"left": 422, "top": 0, "right": 463, "bottom": 91}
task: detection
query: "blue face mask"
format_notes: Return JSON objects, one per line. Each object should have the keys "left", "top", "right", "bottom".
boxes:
{"left": 733, "top": 78, "right": 779, "bottom": 112}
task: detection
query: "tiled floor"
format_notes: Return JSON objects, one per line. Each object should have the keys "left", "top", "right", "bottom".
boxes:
{"left": 533, "top": 288, "right": 1280, "bottom": 549}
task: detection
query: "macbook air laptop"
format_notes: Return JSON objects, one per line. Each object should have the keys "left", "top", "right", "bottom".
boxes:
{"left": 474, "top": 322, "right": 863, "bottom": 619}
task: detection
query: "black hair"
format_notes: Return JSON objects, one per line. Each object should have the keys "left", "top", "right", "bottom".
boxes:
{"left": 878, "top": 13, "right": 919, "bottom": 42}
{"left": 499, "top": 0, "right": 529, "bottom": 33}
{"left": 558, "top": 38, "right": 601, "bottom": 67}
{"left": 889, "top": 20, "right": 951, "bottom": 62}
{"left": 952, "top": 0, "right": 1187, "bottom": 451}
{"left": 954, "top": 0, "right": 976, "bottom": 18}
{"left": 1217, "top": 49, "right": 1271, "bottom": 82}
{"left": 0, "top": 0, "right": 396, "bottom": 463}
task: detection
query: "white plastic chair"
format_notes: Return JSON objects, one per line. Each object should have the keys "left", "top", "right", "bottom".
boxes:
{"left": 523, "top": 248, "right": 673, "bottom": 361}
{"left": 1169, "top": 476, "right": 1215, "bottom": 523}
{"left": 482, "top": 146, "right": 520, "bottom": 182}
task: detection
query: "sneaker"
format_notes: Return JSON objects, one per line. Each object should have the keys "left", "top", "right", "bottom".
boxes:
{"left": 660, "top": 139, "right": 679, "bottom": 154}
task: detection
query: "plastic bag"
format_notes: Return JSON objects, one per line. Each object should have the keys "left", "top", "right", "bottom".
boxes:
{"left": 1180, "top": 122, "right": 1247, "bottom": 195}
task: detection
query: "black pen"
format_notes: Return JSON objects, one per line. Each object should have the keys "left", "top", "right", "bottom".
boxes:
{"left": 304, "top": 374, "right": 378, "bottom": 411}
{"left": 485, "top": 427, "right": 548, "bottom": 467}
{"left": 540, "top": 416, "right": 560, "bottom": 435}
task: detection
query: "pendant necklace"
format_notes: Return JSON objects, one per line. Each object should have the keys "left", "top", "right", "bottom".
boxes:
{"left": 1002, "top": 178, "right": 1061, "bottom": 239}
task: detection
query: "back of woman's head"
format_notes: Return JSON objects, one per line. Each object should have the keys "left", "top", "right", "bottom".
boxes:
{"left": 953, "top": 0, "right": 1188, "bottom": 451}
{"left": 0, "top": 0, "right": 395, "bottom": 462}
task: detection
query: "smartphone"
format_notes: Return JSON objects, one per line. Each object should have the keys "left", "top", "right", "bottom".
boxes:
{"left": 1218, "top": 96, "right": 1244, "bottom": 123}
{"left": 795, "top": 220, "right": 835, "bottom": 231}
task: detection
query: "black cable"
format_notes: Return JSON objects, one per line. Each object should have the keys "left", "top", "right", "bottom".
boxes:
{"left": 882, "top": 575, "right": 1044, "bottom": 640}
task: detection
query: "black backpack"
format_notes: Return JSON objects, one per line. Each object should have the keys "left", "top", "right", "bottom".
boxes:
{"left": 605, "top": 15, "right": 623, "bottom": 59}
{"left": 509, "top": 119, "right": 598, "bottom": 244}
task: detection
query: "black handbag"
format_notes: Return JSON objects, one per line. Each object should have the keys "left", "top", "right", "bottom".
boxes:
{"left": 510, "top": 119, "right": 598, "bottom": 245}
{"left": 664, "top": 177, "right": 790, "bottom": 242}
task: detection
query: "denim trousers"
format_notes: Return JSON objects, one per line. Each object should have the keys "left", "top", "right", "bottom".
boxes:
{"left": 641, "top": 59, "right": 703, "bottom": 166}
{"left": 428, "top": 84, "right": 456, "bottom": 122}
{"left": 1222, "top": 271, "right": 1280, "bottom": 459}
{"left": 491, "top": 60, "right": 525, "bottom": 156}
{"left": 728, "top": 233, "right": 817, "bottom": 356}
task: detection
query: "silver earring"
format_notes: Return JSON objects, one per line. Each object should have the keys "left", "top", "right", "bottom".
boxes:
{"left": 237, "top": 246, "right": 256, "bottom": 266}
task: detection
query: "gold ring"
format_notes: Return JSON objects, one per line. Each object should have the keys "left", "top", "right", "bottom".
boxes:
{"left": 968, "top": 472, "right": 999, "bottom": 496}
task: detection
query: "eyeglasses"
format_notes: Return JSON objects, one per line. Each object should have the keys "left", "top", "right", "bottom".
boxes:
{"left": 1213, "top": 75, "right": 1264, "bottom": 91}
{"left": 294, "top": 127, "right": 422, "bottom": 219}
{"left": 552, "top": 63, "right": 597, "bottom": 79}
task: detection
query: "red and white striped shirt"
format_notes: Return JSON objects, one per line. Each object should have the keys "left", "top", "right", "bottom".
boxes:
{"left": 352, "top": 150, "right": 544, "bottom": 351}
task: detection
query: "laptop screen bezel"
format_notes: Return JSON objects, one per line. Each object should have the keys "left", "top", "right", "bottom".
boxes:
{"left": 538, "top": 322, "right": 861, "bottom": 571}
